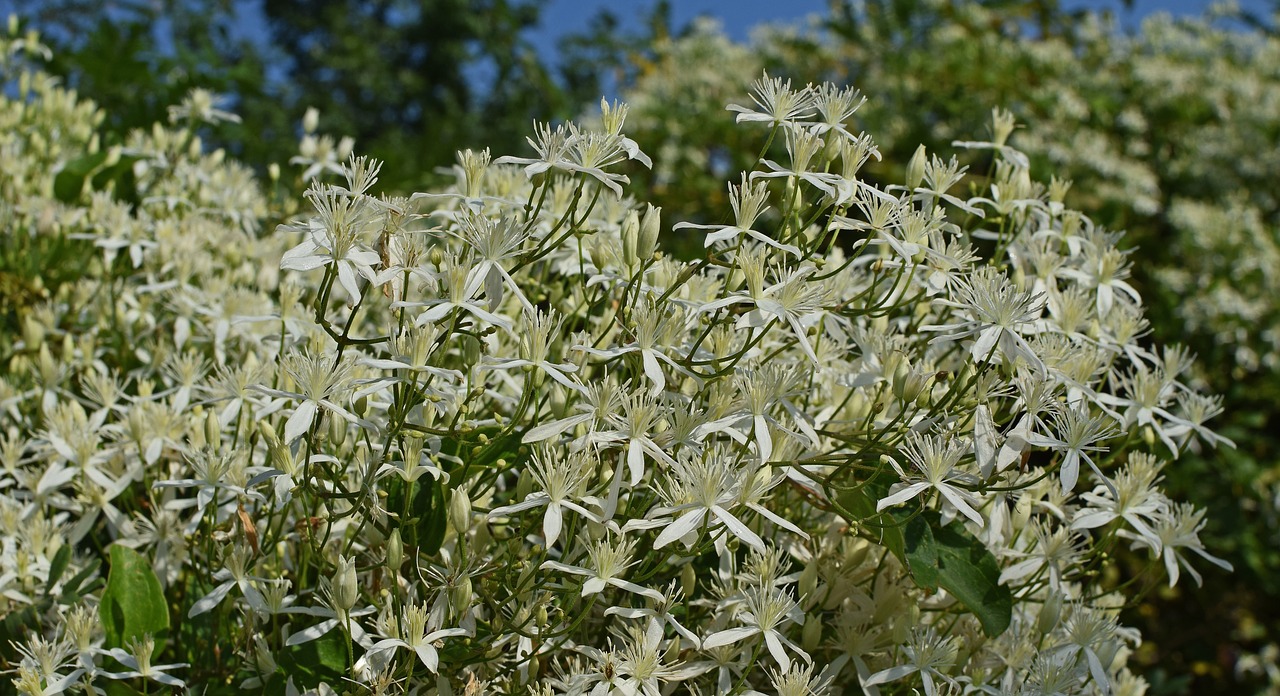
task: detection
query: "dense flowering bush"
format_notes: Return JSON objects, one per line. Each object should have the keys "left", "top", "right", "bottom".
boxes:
{"left": 0, "top": 20, "right": 1235, "bottom": 696}
{"left": 606, "top": 3, "right": 1280, "bottom": 687}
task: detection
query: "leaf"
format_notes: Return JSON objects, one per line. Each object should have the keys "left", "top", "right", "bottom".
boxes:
{"left": 53, "top": 151, "right": 111, "bottom": 203}
{"left": 386, "top": 475, "right": 448, "bottom": 556}
{"left": 99, "top": 545, "right": 170, "bottom": 649}
{"left": 45, "top": 545, "right": 72, "bottom": 596}
{"left": 833, "top": 469, "right": 906, "bottom": 559}
{"left": 901, "top": 511, "right": 1012, "bottom": 637}
{"left": 278, "top": 629, "right": 348, "bottom": 688}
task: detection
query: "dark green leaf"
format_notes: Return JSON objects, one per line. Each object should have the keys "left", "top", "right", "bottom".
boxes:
{"left": 99, "top": 545, "right": 170, "bottom": 649}
{"left": 53, "top": 151, "right": 110, "bottom": 203}
{"left": 278, "top": 629, "right": 348, "bottom": 687}
{"left": 45, "top": 544, "right": 72, "bottom": 596}
{"left": 385, "top": 475, "right": 447, "bottom": 555}
{"left": 902, "top": 511, "right": 1012, "bottom": 637}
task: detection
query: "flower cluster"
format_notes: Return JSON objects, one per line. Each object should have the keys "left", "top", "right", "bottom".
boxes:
{"left": 0, "top": 22, "right": 1233, "bottom": 696}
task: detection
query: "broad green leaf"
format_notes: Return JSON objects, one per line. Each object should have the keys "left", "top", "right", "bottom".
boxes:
{"left": 833, "top": 469, "right": 906, "bottom": 559}
{"left": 99, "top": 545, "right": 170, "bottom": 649}
{"left": 902, "top": 511, "right": 1012, "bottom": 637}
{"left": 278, "top": 629, "right": 348, "bottom": 687}
{"left": 386, "top": 475, "right": 448, "bottom": 556}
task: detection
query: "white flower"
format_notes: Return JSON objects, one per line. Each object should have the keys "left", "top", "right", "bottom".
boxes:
{"left": 279, "top": 183, "right": 384, "bottom": 301}
{"left": 1025, "top": 405, "right": 1118, "bottom": 493}
{"left": 361, "top": 603, "right": 468, "bottom": 674}
{"left": 541, "top": 534, "right": 662, "bottom": 601}
{"left": 486, "top": 448, "right": 601, "bottom": 548}
{"left": 100, "top": 635, "right": 189, "bottom": 689}
{"left": 864, "top": 628, "right": 958, "bottom": 696}
{"left": 877, "top": 432, "right": 985, "bottom": 528}
{"left": 702, "top": 584, "right": 808, "bottom": 672}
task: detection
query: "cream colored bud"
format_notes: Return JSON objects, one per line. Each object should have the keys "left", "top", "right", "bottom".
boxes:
{"left": 205, "top": 412, "right": 221, "bottom": 452}
{"left": 515, "top": 467, "right": 535, "bottom": 501}
{"left": 681, "top": 563, "right": 697, "bottom": 597}
{"left": 337, "top": 136, "right": 355, "bottom": 160}
{"left": 20, "top": 316, "right": 43, "bottom": 352}
{"left": 268, "top": 162, "right": 280, "bottom": 181}
{"left": 302, "top": 107, "right": 320, "bottom": 134}
{"left": 328, "top": 412, "right": 347, "bottom": 447}
{"left": 331, "top": 555, "right": 358, "bottom": 611}
{"left": 906, "top": 144, "right": 927, "bottom": 191}
{"left": 799, "top": 562, "right": 819, "bottom": 599}
{"left": 802, "top": 614, "right": 823, "bottom": 652}
{"left": 449, "top": 488, "right": 473, "bottom": 535}
{"left": 620, "top": 210, "right": 641, "bottom": 270}
{"left": 258, "top": 420, "right": 281, "bottom": 447}
{"left": 1037, "top": 591, "right": 1062, "bottom": 635}
{"left": 386, "top": 529, "right": 404, "bottom": 570}
{"left": 638, "top": 204, "right": 661, "bottom": 260}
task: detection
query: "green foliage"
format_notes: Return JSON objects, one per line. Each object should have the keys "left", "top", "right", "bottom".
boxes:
{"left": 902, "top": 511, "right": 1013, "bottom": 638}
{"left": 100, "top": 545, "right": 171, "bottom": 649}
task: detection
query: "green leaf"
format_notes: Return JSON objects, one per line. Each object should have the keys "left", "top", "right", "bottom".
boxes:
{"left": 53, "top": 151, "right": 111, "bottom": 203}
{"left": 833, "top": 469, "right": 906, "bottom": 559}
{"left": 385, "top": 475, "right": 447, "bottom": 556}
{"left": 278, "top": 629, "right": 348, "bottom": 688}
{"left": 902, "top": 511, "right": 1012, "bottom": 637}
{"left": 99, "top": 545, "right": 170, "bottom": 649}
{"left": 44, "top": 545, "right": 72, "bottom": 596}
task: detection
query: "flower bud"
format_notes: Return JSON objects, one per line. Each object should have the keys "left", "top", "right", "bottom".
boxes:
{"left": 449, "top": 488, "right": 473, "bottom": 536}
{"left": 681, "top": 563, "right": 697, "bottom": 597}
{"left": 991, "top": 107, "right": 1016, "bottom": 148}
{"left": 1037, "top": 591, "right": 1062, "bottom": 635}
{"left": 303, "top": 107, "right": 320, "bottom": 134}
{"left": 620, "top": 209, "right": 641, "bottom": 270}
{"left": 799, "top": 562, "right": 819, "bottom": 600}
{"left": 386, "top": 529, "right": 404, "bottom": 571}
{"left": 802, "top": 614, "right": 823, "bottom": 652}
{"left": 450, "top": 575, "right": 473, "bottom": 611}
{"left": 515, "top": 467, "right": 535, "bottom": 501}
{"left": 906, "top": 144, "right": 927, "bottom": 191}
{"left": 21, "top": 315, "right": 44, "bottom": 350}
{"left": 205, "top": 411, "right": 221, "bottom": 452}
{"left": 328, "top": 411, "right": 347, "bottom": 447}
{"left": 638, "top": 204, "right": 661, "bottom": 261}
{"left": 331, "top": 555, "right": 358, "bottom": 611}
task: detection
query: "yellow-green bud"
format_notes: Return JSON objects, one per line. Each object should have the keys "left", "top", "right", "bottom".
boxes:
{"left": 515, "top": 467, "right": 535, "bottom": 501}
{"left": 331, "top": 555, "right": 358, "bottom": 611}
{"left": 802, "top": 614, "right": 823, "bottom": 652}
{"left": 620, "top": 209, "right": 641, "bottom": 270}
{"left": 1038, "top": 591, "right": 1062, "bottom": 635}
{"left": 450, "top": 575, "right": 472, "bottom": 610}
{"left": 449, "top": 488, "right": 472, "bottom": 535}
{"left": 906, "top": 144, "right": 927, "bottom": 191}
{"left": 386, "top": 529, "right": 404, "bottom": 570}
{"left": 205, "top": 412, "right": 221, "bottom": 452}
{"left": 638, "top": 204, "right": 661, "bottom": 261}
{"left": 328, "top": 412, "right": 347, "bottom": 447}
{"left": 681, "top": 563, "right": 697, "bottom": 597}
{"left": 798, "top": 562, "right": 819, "bottom": 600}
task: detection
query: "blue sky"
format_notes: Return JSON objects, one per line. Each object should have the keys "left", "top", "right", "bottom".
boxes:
{"left": 529, "top": 0, "right": 1272, "bottom": 55}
